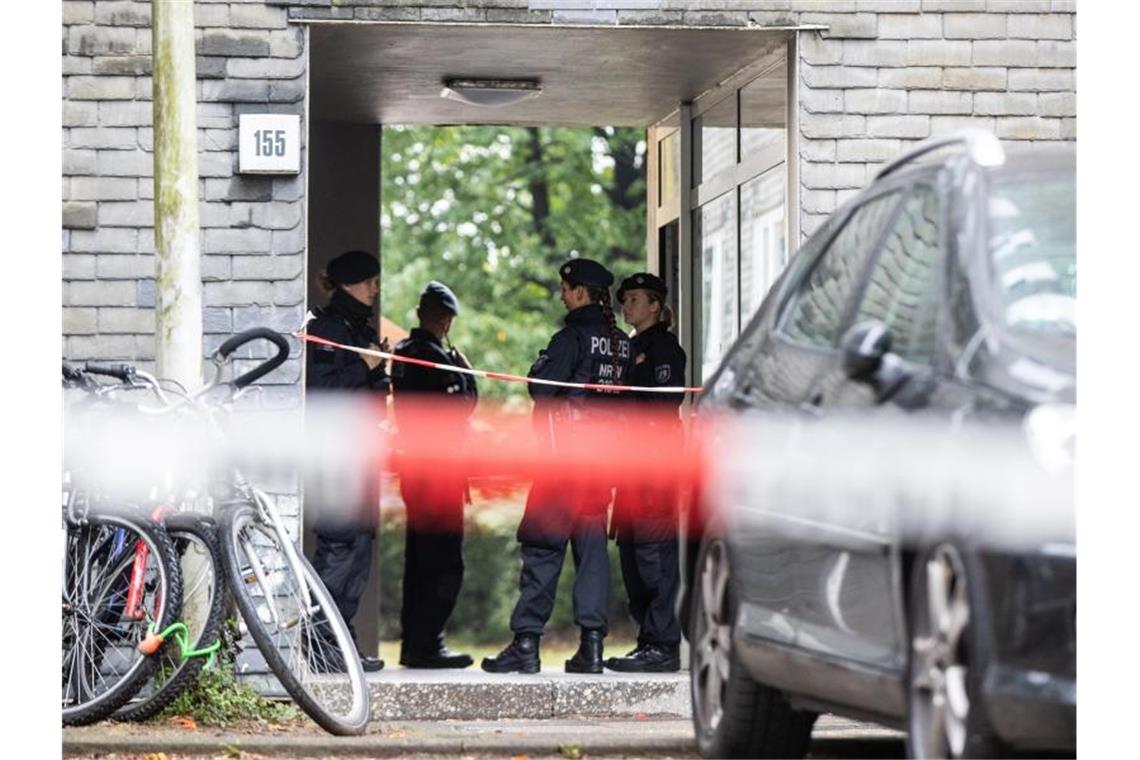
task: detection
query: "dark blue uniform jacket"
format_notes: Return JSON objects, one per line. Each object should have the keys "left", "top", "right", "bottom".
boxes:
{"left": 628, "top": 323, "right": 687, "bottom": 409}
{"left": 518, "top": 303, "right": 634, "bottom": 545}
{"left": 305, "top": 288, "right": 390, "bottom": 396}
{"left": 612, "top": 322, "right": 687, "bottom": 543}
{"left": 527, "top": 303, "right": 633, "bottom": 408}
{"left": 391, "top": 328, "right": 478, "bottom": 418}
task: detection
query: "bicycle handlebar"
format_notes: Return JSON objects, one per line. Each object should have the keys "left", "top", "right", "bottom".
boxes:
{"left": 214, "top": 327, "right": 290, "bottom": 389}
{"left": 62, "top": 362, "right": 85, "bottom": 384}
{"left": 84, "top": 362, "right": 137, "bottom": 383}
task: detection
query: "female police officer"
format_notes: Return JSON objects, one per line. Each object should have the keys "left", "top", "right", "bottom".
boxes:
{"left": 606, "top": 272, "right": 687, "bottom": 673}
{"left": 305, "top": 249, "right": 389, "bottom": 672}
{"left": 482, "top": 258, "right": 633, "bottom": 674}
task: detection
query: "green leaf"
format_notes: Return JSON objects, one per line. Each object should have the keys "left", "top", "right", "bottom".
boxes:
{"left": 380, "top": 126, "right": 646, "bottom": 401}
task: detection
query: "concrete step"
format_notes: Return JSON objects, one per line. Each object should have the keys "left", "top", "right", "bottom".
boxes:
{"left": 365, "top": 668, "right": 691, "bottom": 721}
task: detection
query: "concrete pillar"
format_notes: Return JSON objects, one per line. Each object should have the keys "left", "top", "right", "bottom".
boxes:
{"left": 305, "top": 121, "right": 384, "bottom": 657}
{"left": 151, "top": 0, "right": 202, "bottom": 390}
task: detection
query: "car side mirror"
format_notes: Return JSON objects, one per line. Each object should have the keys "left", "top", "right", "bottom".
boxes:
{"left": 841, "top": 320, "right": 912, "bottom": 402}
{"left": 841, "top": 320, "right": 891, "bottom": 381}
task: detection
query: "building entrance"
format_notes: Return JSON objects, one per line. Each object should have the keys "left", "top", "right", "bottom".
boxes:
{"left": 303, "top": 21, "right": 799, "bottom": 656}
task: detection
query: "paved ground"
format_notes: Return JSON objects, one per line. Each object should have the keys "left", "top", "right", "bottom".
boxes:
{"left": 62, "top": 715, "right": 905, "bottom": 759}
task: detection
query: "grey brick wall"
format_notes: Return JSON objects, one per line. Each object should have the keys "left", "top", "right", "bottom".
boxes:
{"left": 63, "top": 0, "right": 306, "bottom": 388}
{"left": 64, "top": 0, "right": 1077, "bottom": 367}
{"left": 779, "top": 1, "right": 1077, "bottom": 237}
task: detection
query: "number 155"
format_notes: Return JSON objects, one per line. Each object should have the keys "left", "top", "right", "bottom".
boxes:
{"left": 254, "top": 129, "right": 286, "bottom": 157}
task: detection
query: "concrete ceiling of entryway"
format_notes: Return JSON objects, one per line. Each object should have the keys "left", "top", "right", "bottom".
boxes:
{"left": 308, "top": 23, "right": 792, "bottom": 127}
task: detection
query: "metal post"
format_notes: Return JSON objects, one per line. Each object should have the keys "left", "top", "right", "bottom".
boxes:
{"left": 678, "top": 103, "right": 695, "bottom": 388}
{"left": 786, "top": 32, "right": 801, "bottom": 250}
{"left": 152, "top": 0, "right": 203, "bottom": 391}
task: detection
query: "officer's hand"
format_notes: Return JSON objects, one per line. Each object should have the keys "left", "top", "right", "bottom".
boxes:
{"left": 379, "top": 336, "right": 391, "bottom": 353}
{"left": 452, "top": 348, "right": 472, "bottom": 369}
{"left": 362, "top": 343, "right": 384, "bottom": 371}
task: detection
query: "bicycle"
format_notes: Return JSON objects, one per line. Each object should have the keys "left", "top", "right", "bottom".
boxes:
{"left": 209, "top": 329, "right": 369, "bottom": 735}
{"left": 62, "top": 362, "right": 184, "bottom": 726}
{"left": 64, "top": 328, "right": 371, "bottom": 735}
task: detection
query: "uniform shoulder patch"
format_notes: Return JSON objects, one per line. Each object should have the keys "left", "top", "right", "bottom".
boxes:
{"left": 530, "top": 352, "right": 550, "bottom": 374}
{"left": 655, "top": 364, "right": 671, "bottom": 384}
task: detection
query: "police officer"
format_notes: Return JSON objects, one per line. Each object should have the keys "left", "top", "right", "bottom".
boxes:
{"left": 482, "top": 258, "right": 633, "bottom": 674}
{"left": 606, "top": 272, "right": 687, "bottom": 673}
{"left": 305, "top": 249, "right": 389, "bottom": 672}
{"left": 391, "top": 282, "right": 478, "bottom": 669}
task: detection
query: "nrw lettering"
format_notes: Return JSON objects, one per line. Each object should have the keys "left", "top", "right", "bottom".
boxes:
{"left": 598, "top": 364, "right": 626, "bottom": 380}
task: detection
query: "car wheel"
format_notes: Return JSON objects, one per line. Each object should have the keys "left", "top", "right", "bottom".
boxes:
{"left": 906, "top": 543, "right": 1001, "bottom": 759}
{"left": 690, "top": 537, "right": 816, "bottom": 759}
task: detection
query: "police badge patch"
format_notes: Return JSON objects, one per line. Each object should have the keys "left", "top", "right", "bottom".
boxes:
{"left": 655, "top": 364, "right": 671, "bottom": 384}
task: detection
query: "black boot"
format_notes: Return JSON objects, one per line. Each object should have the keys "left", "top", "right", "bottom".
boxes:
{"left": 565, "top": 628, "right": 605, "bottom": 674}
{"left": 605, "top": 643, "right": 680, "bottom": 673}
{"left": 603, "top": 643, "right": 645, "bottom": 671}
{"left": 481, "top": 633, "right": 541, "bottom": 674}
{"left": 400, "top": 642, "right": 473, "bottom": 669}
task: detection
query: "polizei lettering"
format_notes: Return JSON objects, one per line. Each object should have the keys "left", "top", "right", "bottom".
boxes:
{"left": 590, "top": 335, "right": 631, "bottom": 359}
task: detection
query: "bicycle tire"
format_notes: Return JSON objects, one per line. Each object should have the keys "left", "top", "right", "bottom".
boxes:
{"left": 115, "top": 513, "right": 226, "bottom": 722}
{"left": 218, "top": 502, "right": 369, "bottom": 735}
{"left": 62, "top": 509, "right": 183, "bottom": 726}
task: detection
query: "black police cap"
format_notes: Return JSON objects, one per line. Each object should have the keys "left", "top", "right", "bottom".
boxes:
{"left": 419, "top": 280, "right": 460, "bottom": 316}
{"left": 327, "top": 250, "right": 379, "bottom": 286}
{"left": 559, "top": 258, "right": 614, "bottom": 289}
{"left": 616, "top": 272, "right": 667, "bottom": 303}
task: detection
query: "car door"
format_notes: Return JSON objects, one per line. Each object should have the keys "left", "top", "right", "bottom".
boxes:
{"left": 789, "top": 181, "right": 950, "bottom": 687}
{"left": 720, "top": 188, "right": 907, "bottom": 670}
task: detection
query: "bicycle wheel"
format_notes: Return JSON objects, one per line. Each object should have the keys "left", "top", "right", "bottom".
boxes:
{"left": 218, "top": 502, "right": 369, "bottom": 735}
{"left": 115, "top": 513, "right": 226, "bottom": 722}
{"left": 62, "top": 508, "right": 183, "bottom": 726}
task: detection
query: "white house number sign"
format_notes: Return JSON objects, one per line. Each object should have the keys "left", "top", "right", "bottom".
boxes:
{"left": 238, "top": 114, "right": 300, "bottom": 174}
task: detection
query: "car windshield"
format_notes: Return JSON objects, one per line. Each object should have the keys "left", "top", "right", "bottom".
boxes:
{"left": 988, "top": 174, "right": 1076, "bottom": 338}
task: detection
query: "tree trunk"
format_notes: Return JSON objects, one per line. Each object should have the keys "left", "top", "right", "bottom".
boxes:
{"left": 525, "top": 128, "right": 561, "bottom": 274}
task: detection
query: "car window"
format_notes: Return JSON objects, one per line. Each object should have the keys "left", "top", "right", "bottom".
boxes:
{"left": 779, "top": 191, "right": 900, "bottom": 349}
{"left": 988, "top": 174, "right": 1075, "bottom": 337}
{"left": 852, "top": 185, "right": 943, "bottom": 364}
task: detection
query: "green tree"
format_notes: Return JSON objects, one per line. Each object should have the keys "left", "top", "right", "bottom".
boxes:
{"left": 380, "top": 126, "right": 646, "bottom": 405}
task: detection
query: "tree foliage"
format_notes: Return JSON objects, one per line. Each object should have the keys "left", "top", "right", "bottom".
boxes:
{"left": 381, "top": 126, "right": 647, "bottom": 404}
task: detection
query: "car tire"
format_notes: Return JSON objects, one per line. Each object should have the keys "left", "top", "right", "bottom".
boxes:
{"left": 690, "top": 536, "right": 817, "bottom": 759}
{"left": 905, "top": 543, "right": 1003, "bottom": 759}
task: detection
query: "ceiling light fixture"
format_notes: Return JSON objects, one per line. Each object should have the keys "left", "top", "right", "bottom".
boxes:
{"left": 440, "top": 78, "right": 542, "bottom": 108}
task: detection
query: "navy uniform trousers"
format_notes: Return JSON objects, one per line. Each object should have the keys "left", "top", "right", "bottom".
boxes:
{"left": 509, "top": 480, "right": 610, "bottom": 635}
{"left": 311, "top": 527, "right": 374, "bottom": 643}
{"left": 398, "top": 477, "right": 465, "bottom": 654}
{"left": 617, "top": 539, "right": 681, "bottom": 646}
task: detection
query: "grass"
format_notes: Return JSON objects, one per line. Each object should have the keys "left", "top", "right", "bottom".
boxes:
{"left": 156, "top": 619, "right": 302, "bottom": 727}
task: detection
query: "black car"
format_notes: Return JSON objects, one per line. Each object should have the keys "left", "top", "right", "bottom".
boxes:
{"left": 683, "top": 132, "right": 1075, "bottom": 759}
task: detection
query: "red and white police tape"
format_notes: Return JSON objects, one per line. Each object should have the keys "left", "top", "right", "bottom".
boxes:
{"left": 295, "top": 331, "right": 705, "bottom": 394}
